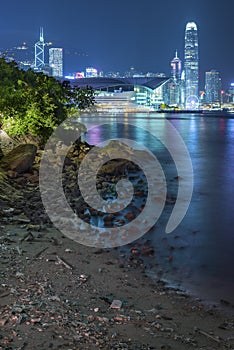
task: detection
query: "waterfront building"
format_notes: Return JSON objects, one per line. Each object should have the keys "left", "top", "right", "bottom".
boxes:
{"left": 85, "top": 67, "right": 98, "bottom": 78}
{"left": 105, "top": 71, "right": 122, "bottom": 78}
{"left": 49, "top": 48, "right": 63, "bottom": 78}
{"left": 205, "top": 70, "right": 221, "bottom": 104}
{"left": 68, "top": 76, "right": 170, "bottom": 110}
{"left": 184, "top": 22, "right": 199, "bottom": 109}
{"left": 34, "top": 27, "right": 45, "bottom": 71}
{"left": 75, "top": 72, "right": 85, "bottom": 79}
{"left": 146, "top": 72, "right": 165, "bottom": 78}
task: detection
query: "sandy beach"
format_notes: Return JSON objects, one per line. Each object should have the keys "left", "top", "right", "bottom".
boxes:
{"left": 1, "top": 221, "right": 234, "bottom": 350}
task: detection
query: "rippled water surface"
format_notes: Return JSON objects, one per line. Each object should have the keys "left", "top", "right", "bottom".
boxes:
{"left": 79, "top": 112, "right": 234, "bottom": 305}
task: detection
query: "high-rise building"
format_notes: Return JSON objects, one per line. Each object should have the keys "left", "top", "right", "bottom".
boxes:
{"left": 169, "top": 50, "right": 182, "bottom": 105}
{"left": 35, "top": 27, "right": 45, "bottom": 70}
{"left": 171, "top": 50, "right": 182, "bottom": 83}
{"left": 49, "top": 48, "right": 63, "bottom": 78}
{"left": 205, "top": 70, "right": 221, "bottom": 104}
{"left": 180, "top": 70, "right": 185, "bottom": 106}
{"left": 228, "top": 83, "right": 234, "bottom": 103}
{"left": 184, "top": 22, "right": 199, "bottom": 109}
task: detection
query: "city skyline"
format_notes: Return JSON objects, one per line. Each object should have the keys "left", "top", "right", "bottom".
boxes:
{"left": 0, "top": 0, "right": 233, "bottom": 89}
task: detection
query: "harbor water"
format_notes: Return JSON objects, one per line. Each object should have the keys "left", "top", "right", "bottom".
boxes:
{"left": 79, "top": 112, "right": 234, "bottom": 305}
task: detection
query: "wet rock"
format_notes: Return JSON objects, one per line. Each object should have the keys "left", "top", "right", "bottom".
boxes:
{"left": 110, "top": 299, "right": 122, "bottom": 309}
{"left": 131, "top": 248, "right": 140, "bottom": 255}
{"left": 0, "top": 130, "right": 19, "bottom": 154}
{"left": 141, "top": 247, "right": 155, "bottom": 256}
{"left": 103, "top": 214, "right": 115, "bottom": 223}
{"left": 124, "top": 212, "right": 136, "bottom": 220}
{"left": 1, "top": 144, "right": 37, "bottom": 174}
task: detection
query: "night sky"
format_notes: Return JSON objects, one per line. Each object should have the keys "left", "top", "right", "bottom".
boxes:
{"left": 0, "top": 0, "right": 234, "bottom": 89}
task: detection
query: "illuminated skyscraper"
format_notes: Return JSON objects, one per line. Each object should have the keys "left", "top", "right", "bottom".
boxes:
{"left": 205, "top": 70, "right": 221, "bottom": 104}
{"left": 184, "top": 22, "right": 199, "bottom": 108}
{"left": 35, "top": 27, "right": 45, "bottom": 70}
{"left": 169, "top": 50, "right": 182, "bottom": 105}
{"left": 229, "top": 83, "right": 234, "bottom": 103}
{"left": 49, "top": 48, "right": 63, "bottom": 78}
{"left": 171, "top": 50, "right": 182, "bottom": 83}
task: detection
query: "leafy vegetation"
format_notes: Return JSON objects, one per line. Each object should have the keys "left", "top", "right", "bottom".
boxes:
{"left": 0, "top": 58, "right": 95, "bottom": 146}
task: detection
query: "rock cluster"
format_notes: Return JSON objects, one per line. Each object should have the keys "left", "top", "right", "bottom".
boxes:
{"left": 0, "top": 141, "right": 148, "bottom": 232}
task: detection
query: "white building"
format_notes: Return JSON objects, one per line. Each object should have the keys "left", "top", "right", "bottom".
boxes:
{"left": 49, "top": 48, "right": 63, "bottom": 78}
{"left": 205, "top": 70, "right": 221, "bottom": 104}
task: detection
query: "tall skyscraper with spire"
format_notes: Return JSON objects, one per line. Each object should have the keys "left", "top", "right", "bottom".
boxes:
{"left": 34, "top": 27, "right": 45, "bottom": 70}
{"left": 169, "top": 50, "right": 182, "bottom": 105}
{"left": 171, "top": 50, "right": 182, "bottom": 83}
{"left": 184, "top": 22, "right": 199, "bottom": 109}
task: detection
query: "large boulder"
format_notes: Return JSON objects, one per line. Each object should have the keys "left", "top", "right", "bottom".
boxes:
{"left": 0, "top": 144, "right": 37, "bottom": 174}
{"left": 0, "top": 130, "right": 19, "bottom": 155}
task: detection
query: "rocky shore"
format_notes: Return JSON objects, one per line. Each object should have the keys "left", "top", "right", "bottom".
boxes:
{"left": 0, "top": 141, "right": 234, "bottom": 349}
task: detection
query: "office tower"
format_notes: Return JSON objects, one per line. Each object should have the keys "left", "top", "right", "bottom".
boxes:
{"left": 35, "top": 27, "right": 45, "bottom": 70}
{"left": 184, "top": 22, "right": 199, "bottom": 108}
{"left": 170, "top": 50, "right": 182, "bottom": 105}
{"left": 180, "top": 70, "right": 185, "bottom": 106}
{"left": 171, "top": 50, "right": 182, "bottom": 83}
{"left": 205, "top": 70, "right": 221, "bottom": 104}
{"left": 229, "top": 83, "right": 234, "bottom": 103}
{"left": 49, "top": 48, "right": 63, "bottom": 78}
